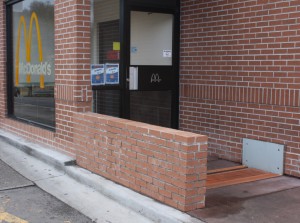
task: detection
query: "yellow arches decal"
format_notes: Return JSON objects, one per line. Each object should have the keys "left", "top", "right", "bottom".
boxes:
{"left": 15, "top": 12, "right": 44, "bottom": 88}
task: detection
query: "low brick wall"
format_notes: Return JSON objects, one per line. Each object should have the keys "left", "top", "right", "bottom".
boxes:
{"left": 73, "top": 112, "right": 208, "bottom": 212}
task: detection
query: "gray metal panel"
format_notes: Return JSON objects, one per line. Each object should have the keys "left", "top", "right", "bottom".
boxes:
{"left": 243, "top": 138, "right": 284, "bottom": 175}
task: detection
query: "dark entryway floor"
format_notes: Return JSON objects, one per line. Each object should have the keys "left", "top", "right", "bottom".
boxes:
{"left": 189, "top": 157, "right": 300, "bottom": 223}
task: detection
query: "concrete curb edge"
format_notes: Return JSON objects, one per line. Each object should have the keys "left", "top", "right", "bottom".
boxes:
{"left": 0, "top": 130, "right": 75, "bottom": 171}
{"left": 0, "top": 130, "right": 203, "bottom": 223}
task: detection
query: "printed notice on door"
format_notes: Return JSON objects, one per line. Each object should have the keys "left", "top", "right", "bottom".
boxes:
{"left": 91, "top": 64, "right": 105, "bottom": 85}
{"left": 105, "top": 63, "right": 119, "bottom": 84}
{"left": 163, "top": 50, "right": 172, "bottom": 58}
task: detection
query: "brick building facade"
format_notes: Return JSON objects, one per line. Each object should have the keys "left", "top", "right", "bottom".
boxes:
{"left": 180, "top": 0, "right": 300, "bottom": 177}
{"left": 0, "top": 0, "right": 299, "bottom": 212}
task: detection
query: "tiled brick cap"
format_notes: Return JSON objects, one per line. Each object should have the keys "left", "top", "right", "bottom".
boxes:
{"left": 73, "top": 112, "right": 208, "bottom": 212}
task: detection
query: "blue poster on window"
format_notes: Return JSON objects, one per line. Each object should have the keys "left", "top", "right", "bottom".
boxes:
{"left": 105, "top": 63, "right": 119, "bottom": 84}
{"left": 91, "top": 64, "right": 105, "bottom": 85}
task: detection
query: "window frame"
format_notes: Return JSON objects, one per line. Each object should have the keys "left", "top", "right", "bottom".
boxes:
{"left": 5, "top": 0, "right": 56, "bottom": 131}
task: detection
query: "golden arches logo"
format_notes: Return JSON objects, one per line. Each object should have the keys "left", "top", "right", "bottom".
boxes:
{"left": 15, "top": 12, "right": 45, "bottom": 88}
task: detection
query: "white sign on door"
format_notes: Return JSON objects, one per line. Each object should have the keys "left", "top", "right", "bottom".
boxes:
{"left": 163, "top": 50, "right": 172, "bottom": 58}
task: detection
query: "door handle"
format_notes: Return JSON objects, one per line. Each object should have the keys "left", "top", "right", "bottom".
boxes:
{"left": 129, "top": 67, "right": 138, "bottom": 90}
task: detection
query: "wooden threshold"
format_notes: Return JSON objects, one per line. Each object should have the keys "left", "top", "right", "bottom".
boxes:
{"left": 206, "top": 168, "right": 279, "bottom": 189}
{"left": 207, "top": 165, "right": 247, "bottom": 175}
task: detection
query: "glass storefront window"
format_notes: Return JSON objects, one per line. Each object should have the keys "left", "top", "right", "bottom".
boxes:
{"left": 10, "top": 0, "right": 55, "bottom": 128}
{"left": 91, "top": 0, "right": 121, "bottom": 117}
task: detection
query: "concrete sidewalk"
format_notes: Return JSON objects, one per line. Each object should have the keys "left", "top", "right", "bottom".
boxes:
{"left": 189, "top": 167, "right": 300, "bottom": 223}
{"left": 2, "top": 129, "right": 300, "bottom": 223}
{"left": 202, "top": 187, "right": 300, "bottom": 223}
{"left": 0, "top": 159, "right": 93, "bottom": 222}
{"left": 0, "top": 130, "right": 203, "bottom": 223}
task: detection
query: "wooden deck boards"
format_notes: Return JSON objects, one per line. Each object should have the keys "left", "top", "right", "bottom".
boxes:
{"left": 207, "top": 165, "right": 247, "bottom": 175}
{"left": 206, "top": 168, "right": 279, "bottom": 189}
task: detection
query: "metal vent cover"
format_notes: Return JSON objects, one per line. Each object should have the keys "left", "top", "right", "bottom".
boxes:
{"left": 243, "top": 138, "right": 284, "bottom": 175}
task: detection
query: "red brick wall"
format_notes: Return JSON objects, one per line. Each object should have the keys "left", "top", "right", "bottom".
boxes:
{"left": 73, "top": 112, "right": 208, "bottom": 212}
{"left": 180, "top": 0, "right": 300, "bottom": 176}
{"left": 54, "top": 0, "right": 93, "bottom": 153}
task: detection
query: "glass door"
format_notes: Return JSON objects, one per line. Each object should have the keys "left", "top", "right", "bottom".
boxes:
{"left": 126, "top": 10, "right": 178, "bottom": 128}
{"left": 91, "top": 0, "right": 180, "bottom": 129}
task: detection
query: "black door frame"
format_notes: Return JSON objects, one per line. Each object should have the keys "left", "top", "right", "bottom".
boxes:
{"left": 92, "top": 0, "right": 180, "bottom": 129}
{"left": 120, "top": 0, "right": 180, "bottom": 129}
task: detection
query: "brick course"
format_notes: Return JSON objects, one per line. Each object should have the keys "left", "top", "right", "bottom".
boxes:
{"left": 55, "top": 0, "right": 93, "bottom": 145}
{"left": 73, "top": 112, "right": 208, "bottom": 212}
{"left": 180, "top": 0, "right": 300, "bottom": 176}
